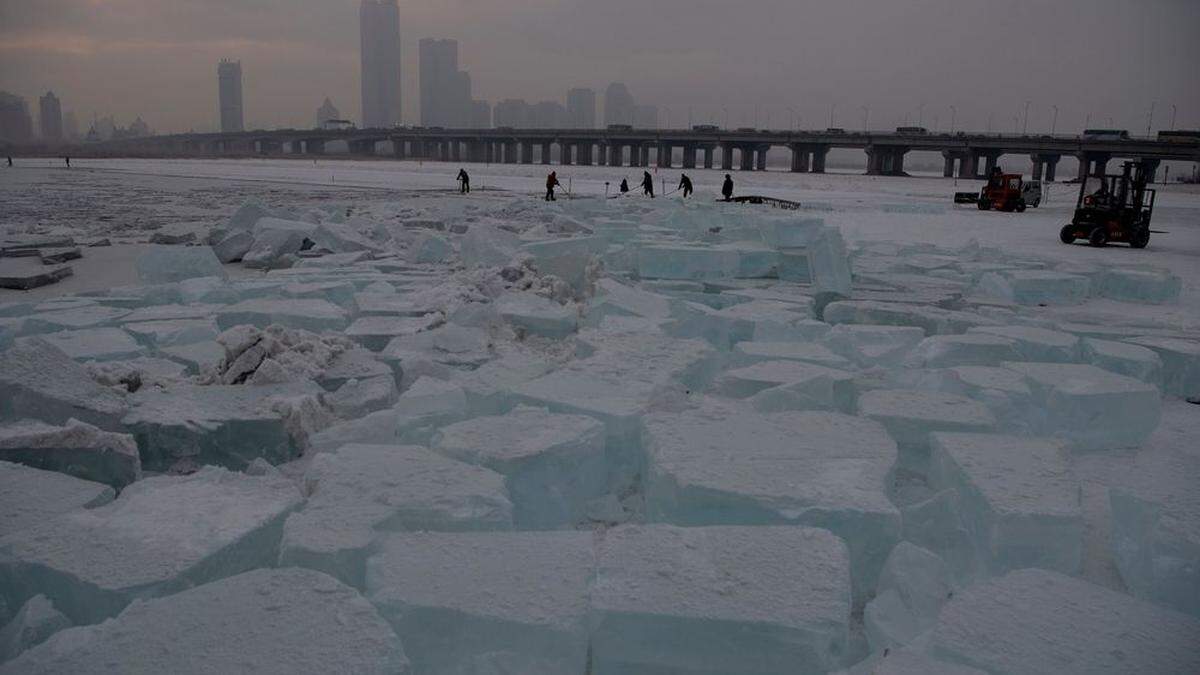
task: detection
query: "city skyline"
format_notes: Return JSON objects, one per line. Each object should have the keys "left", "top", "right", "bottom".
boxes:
{"left": 359, "top": 0, "right": 403, "bottom": 129}
{"left": 1, "top": 1, "right": 1198, "bottom": 135}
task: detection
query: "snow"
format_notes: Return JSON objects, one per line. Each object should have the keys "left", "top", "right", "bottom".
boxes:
{"left": 0, "top": 568, "right": 409, "bottom": 675}
{"left": 3, "top": 159, "right": 1200, "bottom": 670}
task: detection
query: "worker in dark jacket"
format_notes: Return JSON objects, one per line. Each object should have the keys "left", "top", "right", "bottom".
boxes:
{"left": 678, "top": 174, "right": 694, "bottom": 198}
{"left": 545, "top": 171, "right": 561, "bottom": 201}
{"left": 619, "top": 178, "right": 629, "bottom": 193}
{"left": 641, "top": 171, "right": 655, "bottom": 198}
{"left": 457, "top": 168, "right": 470, "bottom": 194}
{"left": 721, "top": 174, "right": 734, "bottom": 201}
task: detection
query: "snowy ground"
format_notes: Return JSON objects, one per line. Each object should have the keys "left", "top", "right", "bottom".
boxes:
{"left": 1, "top": 159, "right": 1198, "bottom": 673}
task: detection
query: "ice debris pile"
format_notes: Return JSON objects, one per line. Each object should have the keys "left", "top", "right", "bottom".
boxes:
{"left": 1, "top": 194, "right": 1198, "bottom": 674}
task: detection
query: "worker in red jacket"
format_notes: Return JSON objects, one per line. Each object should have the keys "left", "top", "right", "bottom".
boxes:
{"left": 545, "top": 171, "right": 561, "bottom": 201}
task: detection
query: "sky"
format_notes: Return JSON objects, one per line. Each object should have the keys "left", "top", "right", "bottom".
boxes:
{"left": 1, "top": 0, "right": 1198, "bottom": 135}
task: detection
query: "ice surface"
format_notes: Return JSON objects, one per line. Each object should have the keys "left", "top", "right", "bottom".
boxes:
{"left": 211, "top": 230, "right": 254, "bottom": 263}
{"left": 720, "top": 361, "right": 858, "bottom": 412}
{"left": 637, "top": 244, "right": 740, "bottom": 280}
{"left": 0, "top": 467, "right": 301, "bottom": 624}
{"left": 324, "top": 374, "right": 398, "bottom": 418}
{"left": 591, "top": 525, "right": 850, "bottom": 674}
{"left": 410, "top": 232, "right": 453, "bottom": 263}
{"left": 929, "top": 433, "right": 1082, "bottom": 576}
{"left": 432, "top": 407, "right": 607, "bottom": 528}
{"left": 21, "top": 304, "right": 130, "bottom": 334}
{"left": 123, "top": 382, "right": 323, "bottom": 471}
{"left": 934, "top": 366, "right": 1035, "bottom": 433}
{"left": 1096, "top": 266, "right": 1181, "bottom": 304}
{"left": 0, "top": 461, "right": 114, "bottom": 535}
{"left": 1002, "top": 361, "right": 1161, "bottom": 450}
{"left": 823, "top": 301, "right": 998, "bottom": 337}
{"left": 134, "top": 246, "right": 226, "bottom": 284}
{"left": 644, "top": 402, "right": 898, "bottom": 599}
{"left": 825, "top": 325, "right": 926, "bottom": 366}
{"left": 864, "top": 542, "right": 952, "bottom": 652}
{"left": 495, "top": 292, "right": 578, "bottom": 338}
{"left": 735, "top": 340, "right": 851, "bottom": 368}
{"left": 925, "top": 568, "right": 1200, "bottom": 674}
{"left": 216, "top": 298, "right": 350, "bottom": 333}
{"left": 808, "top": 226, "right": 854, "bottom": 296}
{"left": 0, "top": 338, "right": 128, "bottom": 431}
{"left": 366, "top": 531, "right": 592, "bottom": 673}
{"left": 346, "top": 315, "right": 439, "bottom": 351}
{"left": 242, "top": 229, "right": 308, "bottom": 269}
{"left": 977, "top": 269, "right": 1091, "bottom": 305}
{"left": 279, "top": 444, "right": 511, "bottom": 589}
{"left": 0, "top": 419, "right": 140, "bottom": 489}
{"left": 0, "top": 568, "right": 409, "bottom": 675}
{"left": 1080, "top": 337, "right": 1162, "bottom": 384}
{"left": 840, "top": 648, "right": 987, "bottom": 675}
{"left": 857, "top": 389, "right": 996, "bottom": 461}
{"left": 969, "top": 325, "right": 1081, "bottom": 362}
{"left": 39, "top": 327, "right": 145, "bottom": 361}
{"left": 1124, "top": 336, "right": 1200, "bottom": 398}
{"left": 123, "top": 318, "right": 218, "bottom": 349}
{"left": 906, "top": 333, "right": 1020, "bottom": 368}
{"left": 757, "top": 216, "right": 826, "bottom": 249}
{"left": 0, "top": 595, "right": 71, "bottom": 663}
{"left": 585, "top": 277, "right": 673, "bottom": 324}
{"left": 306, "top": 377, "right": 469, "bottom": 452}
{"left": 460, "top": 224, "right": 520, "bottom": 268}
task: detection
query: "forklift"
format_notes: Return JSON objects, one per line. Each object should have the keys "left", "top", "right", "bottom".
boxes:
{"left": 1059, "top": 161, "right": 1157, "bottom": 248}
{"left": 955, "top": 167, "right": 1036, "bottom": 211}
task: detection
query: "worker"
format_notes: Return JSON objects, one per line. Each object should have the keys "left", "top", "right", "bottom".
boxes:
{"left": 721, "top": 174, "right": 734, "bottom": 201}
{"left": 65, "top": 156, "right": 71, "bottom": 168}
{"left": 545, "top": 171, "right": 561, "bottom": 201}
{"left": 619, "top": 178, "right": 629, "bottom": 194}
{"left": 678, "top": 174, "right": 694, "bottom": 198}
{"left": 5, "top": 157, "right": 11, "bottom": 168}
{"left": 641, "top": 171, "right": 655, "bottom": 198}
{"left": 457, "top": 168, "right": 470, "bottom": 194}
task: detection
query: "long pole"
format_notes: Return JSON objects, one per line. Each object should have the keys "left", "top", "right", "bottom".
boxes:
{"left": 1022, "top": 100, "right": 1030, "bottom": 134}
{"left": 918, "top": 102, "right": 925, "bottom": 127}
{"left": 829, "top": 102, "right": 836, "bottom": 128}
{"left": 1170, "top": 104, "right": 1177, "bottom": 131}
{"left": 950, "top": 105, "right": 957, "bottom": 134}
{"left": 1051, "top": 105, "right": 1059, "bottom": 135}
{"left": 861, "top": 106, "right": 870, "bottom": 131}
{"left": 1147, "top": 101, "right": 1156, "bottom": 137}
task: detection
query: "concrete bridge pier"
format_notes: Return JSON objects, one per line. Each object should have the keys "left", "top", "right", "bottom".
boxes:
{"left": 578, "top": 142, "right": 594, "bottom": 165}
{"left": 720, "top": 143, "right": 735, "bottom": 171}
{"left": 640, "top": 145, "right": 651, "bottom": 167}
{"left": 790, "top": 144, "right": 811, "bottom": 173}
{"left": 981, "top": 151, "right": 1003, "bottom": 176}
{"left": 607, "top": 144, "right": 622, "bottom": 167}
{"left": 596, "top": 143, "right": 608, "bottom": 166}
{"left": 682, "top": 144, "right": 697, "bottom": 169}
{"left": 349, "top": 139, "right": 376, "bottom": 156}
{"left": 866, "top": 146, "right": 885, "bottom": 175}
{"left": 957, "top": 151, "right": 978, "bottom": 179}
{"left": 559, "top": 143, "right": 573, "bottom": 166}
{"left": 1076, "top": 153, "right": 1112, "bottom": 180}
{"left": 501, "top": 142, "right": 516, "bottom": 164}
{"left": 658, "top": 143, "right": 674, "bottom": 169}
{"left": 1140, "top": 158, "right": 1161, "bottom": 183}
{"left": 810, "top": 146, "right": 829, "bottom": 173}
{"left": 520, "top": 142, "right": 534, "bottom": 164}
{"left": 941, "top": 151, "right": 958, "bottom": 178}
{"left": 739, "top": 146, "right": 755, "bottom": 171}
{"left": 393, "top": 140, "right": 407, "bottom": 160}
{"left": 755, "top": 146, "right": 769, "bottom": 171}
{"left": 1043, "top": 155, "right": 1060, "bottom": 182}
{"left": 304, "top": 139, "right": 326, "bottom": 155}
{"left": 539, "top": 142, "right": 551, "bottom": 164}
{"left": 887, "top": 147, "right": 908, "bottom": 176}
{"left": 702, "top": 145, "right": 715, "bottom": 169}
{"left": 628, "top": 143, "right": 642, "bottom": 167}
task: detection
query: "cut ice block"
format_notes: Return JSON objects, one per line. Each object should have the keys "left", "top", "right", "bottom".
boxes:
{"left": 0, "top": 338, "right": 128, "bottom": 431}
{"left": 644, "top": 403, "right": 899, "bottom": 599}
{"left": 123, "top": 382, "right": 322, "bottom": 471}
{"left": 977, "top": 270, "right": 1090, "bottom": 305}
{"left": 825, "top": 325, "right": 926, "bottom": 366}
{"left": 0, "top": 419, "right": 140, "bottom": 489}
{"left": 20, "top": 305, "right": 130, "bottom": 334}
{"left": 906, "top": 334, "right": 1020, "bottom": 368}
{"left": 38, "top": 327, "right": 144, "bottom": 362}
{"left": 734, "top": 341, "right": 851, "bottom": 368}
{"left": 590, "top": 525, "right": 851, "bottom": 674}
{"left": 0, "top": 461, "right": 113, "bottom": 535}
{"left": 857, "top": 390, "right": 996, "bottom": 459}
{"left": 311, "top": 222, "right": 379, "bottom": 254}
{"left": 460, "top": 224, "right": 520, "bottom": 268}
{"left": 637, "top": 244, "right": 738, "bottom": 280}
{"left": 0, "top": 568, "right": 409, "bottom": 675}
{"left": 586, "top": 278, "right": 673, "bottom": 324}
{"left": 1124, "top": 336, "right": 1200, "bottom": 398}
{"left": 757, "top": 216, "right": 825, "bottom": 249}
{"left": 242, "top": 229, "right": 307, "bottom": 269}
{"left": 900, "top": 489, "right": 974, "bottom": 583}
{"left": 306, "top": 381, "right": 469, "bottom": 453}
{"left": 929, "top": 433, "right": 1082, "bottom": 576}
{"left": 1002, "top": 361, "right": 1161, "bottom": 450}
{"left": 926, "top": 569, "right": 1200, "bottom": 674}
{"left": 823, "top": 301, "right": 997, "bottom": 337}
{"left": 808, "top": 226, "right": 854, "bottom": 296}
{"left": 937, "top": 366, "right": 1035, "bottom": 433}
{"left": 135, "top": 245, "right": 226, "bottom": 284}
{"left": 225, "top": 199, "right": 273, "bottom": 232}
{"left": 324, "top": 374, "right": 398, "bottom": 418}
{"left": 1081, "top": 338, "right": 1162, "bottom": 384}
{"left": 0, "top": 467, "right": 302, "bottom": 624}
{"left": 721, "top": 361, "right": 857, "bottom": 412}
{"left": 864, "top": 543, "right": 952, "bottom": 652}
{"left": 840, "top": 648, "right": 987, "bottom": 675}
{"left": 366, "top": 531, "right": 592, "bottom": 674}
{"left": 410, "top": 233, "right": 453, "bottom": 263}
{"left": 216, "top": 298, "right": 350, "bottom": 333}
{"left": 212, "top": 230, "right": 253, "bottom": 263}
{"left": 432, "top": 407, "right": 606, "bottom": 529}
{"left": 346, "top": 315, "right": 438, "bottom": 351}
{"left": 279, "top": 444, "right": 511, "bottom": 589}
{"left": 124, "top": 318, "right": 218, "bottom": 348}
{"left": 495, "top": 292, "right": 578, "bottom": 339}
{"left": 283, "top": 280, "right": 359, "bottom": 309}
{"left": 1096, "top": 266, "right": 1181, "bottom": 304}
{"left": 0, "top": 594, "right": 71, "bottom": 663}
{"left": 969, "top": 325, "right": 1081, "bottom": 362}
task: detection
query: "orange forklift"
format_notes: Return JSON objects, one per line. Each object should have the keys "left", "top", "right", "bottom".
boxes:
{"left": 1059, "top": 161, "right": 1157, "bottom": 248}
{"left": 976, "top": 169, "right": 1028, "bottom": 212}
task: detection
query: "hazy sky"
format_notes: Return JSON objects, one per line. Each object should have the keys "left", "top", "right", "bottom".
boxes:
{"left": 1, "top": 0, "right": 1197, "bottom": 134}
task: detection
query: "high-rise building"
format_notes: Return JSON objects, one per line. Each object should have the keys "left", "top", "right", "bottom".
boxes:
{"left": 63, "top": 111, "right": 80, "bottom": 140}
{"left": 317, "top": 97, "right": 341, "bottom": 128}
{"left": 530, "top": 101, "right": 568, "bottom": 129}
{"left": 217, "top": 60, "right": 244, "bottom": 133}
{"left": 0, "top": 92, "right": 34, "bottom": 144}
{"left": 360, "top": 0, "right": 402, "bottom": 128}
{"left": 470, "top": 100, "right": 492, "bottom": 129}
{"left": 419, "top": 38, "right": 473, "bottom": 127}
{"left": 566, "top": 88, "right": 596, "bottom": 128}
{"left": 39, "top": 91, "right": 63, "bottom": 141}
{"left": 634, "top": 104, "right": 659, "bottom": 129}
{"left": 493, "top": 99, "right": 530, "bottom": 128}
{"left": 604, "top": 83, "right": 635, "bottom": 126}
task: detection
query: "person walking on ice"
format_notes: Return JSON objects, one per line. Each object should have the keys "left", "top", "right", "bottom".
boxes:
{"left": 545, "top": 171, "right": 561, "bottom": 201}
{"left": 641, "top": 170, "right": 655, "bottom": 198}
{"left": 619, "top": 178, "right": 629, "bottom": 194}
{"left": 457, "top": 168, "right": 471, "bottom": 194}
{"left": 678, "top": 173, "right": 694, "bottom": 198}
{"left": 721, "top": 174, "right": 734, "bottom": 201}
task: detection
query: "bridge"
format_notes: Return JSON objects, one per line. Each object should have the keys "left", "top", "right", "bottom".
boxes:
{"left": 86, "top": 127, "right": 1200, "bottom": 182}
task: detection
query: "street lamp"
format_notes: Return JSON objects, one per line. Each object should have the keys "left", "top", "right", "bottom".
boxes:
{"left": 829, "top": 102, "right": 837, "bottom": 128}
{"left": 949, "top": 105, "right": 957, "bottom": 134}
{"left": 1022, "top": 100, "right": 1031, "bottom": 134}
{"left": 723, "top": 107, "right": 730, "bottom": 129}
{"left": 661, "top": 106, "right": 670, "bottom": 130}
{"left": 1146, "top": 101, "right": 1156, "bottom": 137}
{"left": 918, "top": 103, "right": 925, "bottom": 127}
{"left": 787, "top": 107, "right": 797, "bottom": 130}
{"left": 861, "top": 105, "right": 870, "bottom": 131}
{"left": 1170, "top": 104, "right": 1177, "bottom": 131}
{"left": 1051, "top": 105, "right": 1059, "bottom": 135}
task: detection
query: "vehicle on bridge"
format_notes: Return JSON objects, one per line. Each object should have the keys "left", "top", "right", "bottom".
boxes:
{"left": 1060, "top": 161, "right": 1156, "bottom": 248}
{"left": 607, "top": 124, "right": 633, "bottom": 132}
{"left": 1158, "top": 130, "right": 1200, "bottom": 142}
{"left": 692, "top": 124, "right": 720, "bottom": 132}
{"left": 1083, "top": 128, "right": 1130, "bottom": 141}
{"left": 896, "top": 126, "right": 928, "bottom": 136}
